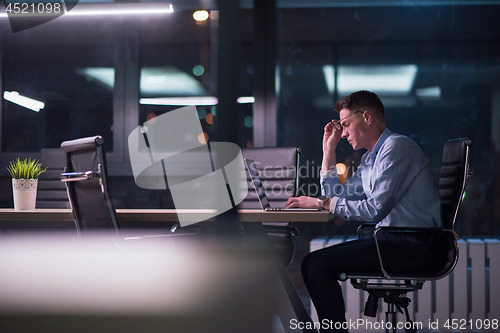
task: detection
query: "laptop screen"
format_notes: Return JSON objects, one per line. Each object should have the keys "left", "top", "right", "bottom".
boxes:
{"left": 244, "top": 158, "right": 271, "bottom": 210}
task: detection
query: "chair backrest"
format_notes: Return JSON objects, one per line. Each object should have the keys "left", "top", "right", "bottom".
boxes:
{"left": 60, "top": 136, "right": 118, "bottom": 235}
{"left": 439, "top": 137, "right": 472, "bottom": 230}
{"left": 36, "top": 148, "right": 71, "bottom": 209}
{"left": 240, "top": 147, "right": 301, "bottom": 209}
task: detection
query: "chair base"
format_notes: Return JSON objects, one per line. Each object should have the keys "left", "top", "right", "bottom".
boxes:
{"left": 350, "top": 279, "right": 422, "bottom": 333}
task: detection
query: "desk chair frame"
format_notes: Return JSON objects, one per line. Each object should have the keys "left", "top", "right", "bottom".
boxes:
{"left": 60, "top": 136, "right": 119, "bottom": 235}
{"left": 241, "top": 147, "right": 302, "bottom": 267}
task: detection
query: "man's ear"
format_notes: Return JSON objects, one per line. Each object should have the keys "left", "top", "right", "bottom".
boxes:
{"left": 363, "top": 110, "right": 373, "bottom": 124}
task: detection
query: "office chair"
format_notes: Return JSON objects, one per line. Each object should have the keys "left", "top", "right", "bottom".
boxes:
{"left": 36, "top": 148, "right": 71, "bottom": 209}
{"left": 241, "top": 147, "right": 301, "bottom": 268}
{"left": 60, "top": 135, "right": 198, "bottom": 238}
{"left": 60, "top": 136, "right": 119, "bottom": 234}
{"left": 339, "top": 138, "right": 472, "bottom": 333}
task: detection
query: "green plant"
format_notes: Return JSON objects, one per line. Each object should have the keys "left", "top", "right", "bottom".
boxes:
{"left": 7, "top": 158, "right": 47, "bottom": 179}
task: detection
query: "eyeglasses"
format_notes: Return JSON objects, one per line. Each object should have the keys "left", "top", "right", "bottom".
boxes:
{"left": 332, "top": 110, "right": 364, "bottom": 129}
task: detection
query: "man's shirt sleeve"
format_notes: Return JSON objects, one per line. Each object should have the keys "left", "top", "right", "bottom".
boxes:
{"left": 320, "top": 167, "right": 366, "bottom": 200}
{"left": 334, "top": 138, "right": 428, "bottom": 223}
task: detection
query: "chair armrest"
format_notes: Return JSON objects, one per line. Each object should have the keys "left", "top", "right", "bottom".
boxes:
{"left": 376, "top": 226, "right": 459, "bottom": 239}
{"left": 61, "top": 171, "right": 101, "bottom": 182}
{"left": 357, "top": 223, "right": 377, "bottom": 239}
{"left": 373, "top": 227, "right": 458, "bottom": 280}
{"left": 376, "top": 226, "right": 443, "bottom": 233}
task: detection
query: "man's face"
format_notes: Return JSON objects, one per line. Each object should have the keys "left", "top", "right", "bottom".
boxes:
{"left": 339, "top": 109, "right": 367, "bottom": 150}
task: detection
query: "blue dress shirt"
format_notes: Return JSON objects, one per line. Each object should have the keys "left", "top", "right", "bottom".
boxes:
{"left": 320, "top": 128, "right": 442, "bottom": 229}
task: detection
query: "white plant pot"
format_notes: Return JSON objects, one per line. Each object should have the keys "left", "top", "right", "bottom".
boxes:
{"left": 12, "top": 178, "right": 38, "bottom": 210}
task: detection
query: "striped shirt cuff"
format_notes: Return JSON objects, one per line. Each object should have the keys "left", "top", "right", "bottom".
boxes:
{"left": 320, "top": 167, "right": 338, "bottom": 181}
{"left": 329, "top": 196, "right": 340, "bottom": 214}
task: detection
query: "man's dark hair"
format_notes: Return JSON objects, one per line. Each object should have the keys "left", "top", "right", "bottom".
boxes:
{"left": 334, "top": 90, "right": 385, "bottom": 122}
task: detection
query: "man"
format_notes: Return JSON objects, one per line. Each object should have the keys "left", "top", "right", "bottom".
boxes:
{"left": 285, "top": 90, "right": 442, "bottom": 332}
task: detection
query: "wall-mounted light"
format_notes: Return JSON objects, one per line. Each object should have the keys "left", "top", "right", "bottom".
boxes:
{"left": 3, "top": 91, "right": 44, "bottom": 112}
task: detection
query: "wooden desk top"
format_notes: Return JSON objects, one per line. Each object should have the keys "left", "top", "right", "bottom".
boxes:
{"left": 0, "top": 208, "right": 331, "bottom": 223}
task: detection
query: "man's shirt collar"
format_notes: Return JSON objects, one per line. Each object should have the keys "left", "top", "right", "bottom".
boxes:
{"left": 366, "top": 128, "right": 392, "bottom": 166}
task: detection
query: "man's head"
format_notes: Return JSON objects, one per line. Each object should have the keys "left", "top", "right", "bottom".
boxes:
{"left": 334, "top": 90, "right": 386, "bottom": 151}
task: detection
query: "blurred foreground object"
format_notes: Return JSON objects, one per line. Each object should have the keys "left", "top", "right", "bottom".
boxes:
{"left": 0, "top": 233, "right": 274, "bottom": 333}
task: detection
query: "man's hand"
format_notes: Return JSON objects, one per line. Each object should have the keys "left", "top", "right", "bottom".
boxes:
{"left": 285, "top": 196, "right": 320, "bottom": 209}
{"left": 323, "top": 120, "right": 342, "bottom": 153}
{"left": 322, "top": 120, "right": 341, "bottom": 173}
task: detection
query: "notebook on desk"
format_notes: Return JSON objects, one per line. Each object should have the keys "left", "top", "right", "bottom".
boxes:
{"left": 244, "top": 158, "right": 320, "bottom": 211}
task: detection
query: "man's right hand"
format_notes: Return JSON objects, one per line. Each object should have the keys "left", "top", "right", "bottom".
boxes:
{"left": 323, "top": 120, "right": 342, "bottom": 153}
{"left": 321, "top": 120, "right": 341, "bottom": 173}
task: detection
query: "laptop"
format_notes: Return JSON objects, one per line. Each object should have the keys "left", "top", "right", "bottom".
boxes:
{"left": 244, "top": 158, "right": 320, "bottom": 211}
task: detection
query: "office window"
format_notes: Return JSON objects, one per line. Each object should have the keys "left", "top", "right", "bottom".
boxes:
{"left": 2, "top": 39, "right": 114, "bottom": 152}
{"left": 139, "top": 43, "right": 215, "bottom": 139}
{"left": 278, "top": 4, "right": 500, "bottom": 237}
{"left": 138, "top": 10, "right": 254, "bottom": 148}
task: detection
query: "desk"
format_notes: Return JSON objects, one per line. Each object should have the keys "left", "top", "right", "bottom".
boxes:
{"left": 0, "top": 208, "right": 331, "bottom": 223}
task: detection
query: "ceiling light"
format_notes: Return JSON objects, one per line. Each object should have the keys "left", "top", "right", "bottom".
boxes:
{"left": 65, "top": 3, "right": 173, "bottom": 16}
{"left": 237, "top": 97, "right": 255, "bottom": 104}
{"left": 141, "top": 67, "right": 205, "bottom": 96}
{"left": 4, "top": 91, "right": 44, "bottom": 112}
{"left": 322, "top": 65, "right": 335, "bottom": 95}
{"left": 338, "top": 64, "right": 418, "bottom": 96}
{"left": 193, "top": 10, "right": 209, "bottom": 21}
{"left": 416, "top": 86, "right": 441, "bottom": 98}
{"left": 140, "top": 96, "right": 254, "bottom": 106}
{"left": 140, "top": 97, "right": 218, "bottom": 106}
{"left": 77, "top": 67, "right": 205, "bottom": 96}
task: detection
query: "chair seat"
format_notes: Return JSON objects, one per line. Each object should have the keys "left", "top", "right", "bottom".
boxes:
{"left": 342, "top": 231, "right": 457, "bottom": 281}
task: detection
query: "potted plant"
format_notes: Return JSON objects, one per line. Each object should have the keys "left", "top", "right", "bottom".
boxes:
{"left": 7, "top": 158, "right": 46, "bottom": 210}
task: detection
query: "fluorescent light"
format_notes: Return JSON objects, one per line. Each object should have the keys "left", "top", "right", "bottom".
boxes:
{"left": 416, "top": 86, "right": 441, "bottom": 98}
{"left": 66, "top": 3, "right": 173, "bottom": 16}
{"left": 0, "top": 3, "right": 173, "bottom": 17}
{"left": 141, "top": 67, "right": 205, "bottom": 96}
{"left": 237, "top": 97, "right": 255, "bottom": 104}
{"left": 322, "top": 65, "right": 335, "bottom": 94}
{"left": 76, "top": 67, "right": 114, "bottom": 90}
{"left": 338, "top": 64, "right": 418, "bottom": 95}
{"left": 140, "top": 96, "right": 254, "bottom": 106}
{"left": 3, "top": 91, "right": 44, "bottom": 112}
{"left": 76, "top": 67, "right": 206, "bottom": 96}
{"left": 140, "top": 97, "right": 218, "bottom": 106}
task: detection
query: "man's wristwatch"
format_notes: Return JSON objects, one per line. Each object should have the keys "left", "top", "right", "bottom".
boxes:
{"left": 317, "top": 196, "right": 328, "bottom": 210}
